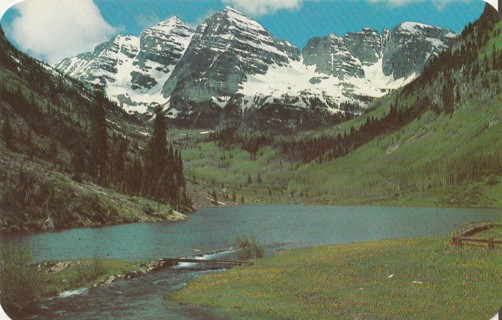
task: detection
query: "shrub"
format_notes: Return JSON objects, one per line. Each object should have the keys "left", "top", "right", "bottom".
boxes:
{"left": 76, "top": 257, "right": 107, "bottom": 282}
{"left": 485, "top": 174, "right": 499, "bottom": 186}
{"left": 0, "top": 242, "right": 43, "bottom": 316}
{"left": 235, "top": 235, "right": 264, "bottom": 260}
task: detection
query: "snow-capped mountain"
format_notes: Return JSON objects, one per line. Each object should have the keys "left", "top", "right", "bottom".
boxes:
{"left": 54, "top": 7, "right": 456, "bottom": 129}
{"left": 54, "top": 17, "right": 194, "bottom": 114}
{"left": 303, "top": 23, "right": 456, "bottom": 84}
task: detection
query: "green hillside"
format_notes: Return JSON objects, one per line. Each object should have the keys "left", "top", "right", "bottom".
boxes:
{"left": 181, "top": 6, "right": 502, "bottom": 208}
{"left": 287, "top": 7, "right": 502, "bottom": 207}
{"left": 0, "top": 27, "right": 191, "bottom": 233}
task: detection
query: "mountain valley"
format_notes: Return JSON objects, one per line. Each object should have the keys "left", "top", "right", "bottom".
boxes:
{"left": 0, "top": 4, "right": 501, "bottom": 233}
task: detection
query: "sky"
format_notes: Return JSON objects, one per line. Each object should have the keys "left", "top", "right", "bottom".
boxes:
{"left": 0, "top": 0, "right": 493, "bottom": 64}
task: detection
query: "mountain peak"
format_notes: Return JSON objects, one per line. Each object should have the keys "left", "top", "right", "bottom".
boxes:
{"left": 223, "top": 6, "right": 243, "bottom": 14}
{"left": 328, "top": 33, "right": 342, "bottom": 40}
{"left": 168, "top": 16, "right": 183, "bottom": 23}
{"left": 361, "top": 27, "right": 378, "bottom": 33}
{"left": 157, "top": 16, "right": 187, "bottom": 27}
{"left": 148, "top": 16, "right": 193, "bottom": 35}
{"left": 396, "top": 21, "right": 447, "bottom": 34}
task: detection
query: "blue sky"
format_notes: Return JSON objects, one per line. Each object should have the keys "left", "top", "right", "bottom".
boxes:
{"left": 0, "top": 0, "right": 488, "bottom": 64}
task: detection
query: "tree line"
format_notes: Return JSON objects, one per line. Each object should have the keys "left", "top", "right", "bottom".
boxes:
{"left": 70, "top": 93, "right": 193, "bottom": 211}
{"left": 279, "top": 97, "right": 432, "bottom": 164}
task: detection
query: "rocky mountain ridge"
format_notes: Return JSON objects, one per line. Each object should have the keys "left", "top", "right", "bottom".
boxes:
{"left": 55, "top": 17, "right": 194, "bottom": 115}
{"left": 55, "top": 7, "right": 456, "bottom": 129}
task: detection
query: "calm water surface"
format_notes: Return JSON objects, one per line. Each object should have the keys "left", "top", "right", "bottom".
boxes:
{"left": 7, "top": 205, "right": 501, "bottom": 262}
{"left": 4, "top": 205, "right": 501, "bottom": 319}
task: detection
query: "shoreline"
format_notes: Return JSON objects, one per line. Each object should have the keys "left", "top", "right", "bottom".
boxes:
{"left": 0, "top": 208, "right": 188, "bottom": 236}
{"left": 2, "top": 202, "right": 500, "bottom": 238}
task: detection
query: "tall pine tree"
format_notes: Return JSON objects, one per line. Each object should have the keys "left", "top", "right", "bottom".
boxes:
{"left": 142, "top": 107, "right": 190, "bottom": 209}
{"left": 143, "top": 107, "right": 169, "bottom": 200}
{"left": 442, "top": 75, "right": 455, "bottom": 114}
{"left": 89, "top": 88, "right": 108, "bottom": 183}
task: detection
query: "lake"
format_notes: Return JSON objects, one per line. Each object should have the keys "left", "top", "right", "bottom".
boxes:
{"left": 4, "top": 205, "right": 501, "bottom": 319}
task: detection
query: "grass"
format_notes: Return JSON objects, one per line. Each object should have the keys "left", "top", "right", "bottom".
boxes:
{"left": 0, "top": 243, "right": 43, "bottom": 315}
{"left": 181, "top": 140, "right": 297, "bottom": 206}
{"left": 42, "top": 258, "right": 140, "bottom": 297}
{"left": 170, "top": 237, "right": 502, "bottom": 320}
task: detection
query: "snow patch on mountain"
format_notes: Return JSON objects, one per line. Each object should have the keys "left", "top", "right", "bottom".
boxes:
{"left": 361, "top": 57, "right": 416, "bottom": 89}
{"left": 237, "top": 57, "right": 400, "bottom": 116}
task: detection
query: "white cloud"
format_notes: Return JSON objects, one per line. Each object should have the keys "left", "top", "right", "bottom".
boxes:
{"left": 365, "top": 0, "right": 476, "bottom": 10}
{"left": 8, "top": 0, "right": 115, "bottom": 64}
{"left": 222, "top": 0, "right": 303, "bottom": 17}
{"left": 135, "top": 13, "right": 161, "bottom": 30}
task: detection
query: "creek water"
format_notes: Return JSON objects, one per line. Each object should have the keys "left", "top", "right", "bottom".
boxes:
{"left": 4, "top": 205, "right": 501, "bottom": 319}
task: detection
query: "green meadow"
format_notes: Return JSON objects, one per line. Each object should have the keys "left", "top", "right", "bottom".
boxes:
{"left": 170, "top": 237, "right": 502, "bottom": 320}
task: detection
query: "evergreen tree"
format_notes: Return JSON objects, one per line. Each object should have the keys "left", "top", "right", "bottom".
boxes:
{"left": 49, "top": 140, "right": 58, "bottom": 162}
{"left": 442, "top": 76, "right": 455, "bottom": 114}
{"left": 71, "top": 142, "right": 86, "bottom": 180}
{"left": 143, "top": 107, "right": 168, "bottom": 198}
{"left": 125, "top": 158, "right": 143, "bottom": 195}
{"left": 151, "top": 108, "right": 168, "bottom": 167}
{"left": 140, "top": 107, "right": 191, "bottom": 208}
{"left": 111, "top": 135, "right": 128, "bottom": 184}
{"left": 2, "top": 116, "right": 13, "bottom": 148}
{"left": 175, "top": 149, "right": 185, "bottom": 187}
{"left": 455, "top": 86, "right": 461, "bottom": 103}
{"left": 89, "top": 101, "right": 108, "bottom": 183}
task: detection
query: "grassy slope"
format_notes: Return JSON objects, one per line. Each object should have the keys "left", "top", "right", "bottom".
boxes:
{"left": 171, "top": 237, "right": 502, "bottom": 320}
{"left": 287, "top": 21, "right": 502, "bottom": 207}
{"left": 290, "top": 98, "right": 502, "bottom": 207}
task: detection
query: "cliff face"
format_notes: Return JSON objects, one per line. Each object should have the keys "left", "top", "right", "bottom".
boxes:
{"left": 303, "top": 23, "right": 456, "bottom": 81}
{"left": 382, "top": 22, "right": 457, "bottom": 79}
{"left": 303, "top": 33, "right": 365, "bottom": 79}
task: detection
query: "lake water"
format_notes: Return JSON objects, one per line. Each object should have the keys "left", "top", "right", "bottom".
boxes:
{"left": 4, "top": 205, "right": 501, "bottom": 319}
